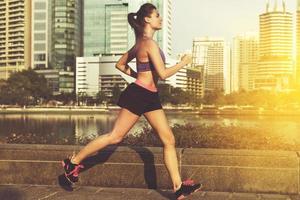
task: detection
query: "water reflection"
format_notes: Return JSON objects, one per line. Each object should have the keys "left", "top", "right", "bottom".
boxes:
{"left": 1, "top": 112, "right": 300, "bottom": 145}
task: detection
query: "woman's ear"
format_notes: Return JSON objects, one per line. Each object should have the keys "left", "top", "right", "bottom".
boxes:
{"left": 144, "top": 16, "right": 151, "bottom": 24}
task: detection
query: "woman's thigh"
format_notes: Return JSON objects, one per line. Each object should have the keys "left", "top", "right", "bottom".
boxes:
{"left": 110, "top": 108, "right": 140, "bottom": 137}
{"left": 143, "top": 109, "right": 175, "bottom": 144}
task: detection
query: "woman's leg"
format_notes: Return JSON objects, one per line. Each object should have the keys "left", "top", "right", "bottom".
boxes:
{"left": 143, "top": 109, "right": 182, "bottom": 191}
{"left": 71, "top": 108, "right": 140, "bottom": 164}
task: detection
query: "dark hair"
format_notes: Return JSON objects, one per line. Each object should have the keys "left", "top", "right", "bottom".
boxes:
{"left": 128, "top": 3, "right": 157, "bottom": 39}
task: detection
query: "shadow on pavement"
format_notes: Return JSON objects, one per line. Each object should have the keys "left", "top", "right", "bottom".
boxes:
{"left": 0, "top": 186, "right": 24, "bottom": 200}
{"left": 58, "top": 145, "right": 175, "bottom": 199}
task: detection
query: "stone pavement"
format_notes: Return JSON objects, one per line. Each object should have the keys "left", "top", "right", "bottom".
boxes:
{"left": 0, "top": 185, "right": 299, "bottom": 200}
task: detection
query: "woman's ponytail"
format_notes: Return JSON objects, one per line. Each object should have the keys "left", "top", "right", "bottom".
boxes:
{"left": 128, "top": 13, "right": 137, "bottom": 29}
{"left": 128, "top": 12, "right": 140, "bottom": 39}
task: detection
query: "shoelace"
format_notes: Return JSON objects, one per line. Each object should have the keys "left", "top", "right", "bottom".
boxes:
{"left": 182, "top": 179, "right": 195, "bottom": 186}
{"left": 72, "top": 164, "right": 84, "bottom": 177}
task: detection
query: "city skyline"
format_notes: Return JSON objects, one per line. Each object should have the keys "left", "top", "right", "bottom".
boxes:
{"left": 172, "top": 0, "right": 297, "bottom": 56}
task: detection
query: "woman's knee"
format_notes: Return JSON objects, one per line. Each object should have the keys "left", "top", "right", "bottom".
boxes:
{"left": 108, "top": 132, "right": 124, "bottom": 144}
{"left": 162, "top": 133, "right": 176, "bottom": 147}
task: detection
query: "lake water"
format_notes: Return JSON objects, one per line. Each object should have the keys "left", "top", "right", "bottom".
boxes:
{"left": 1, "top": 111, "right": 300, "bottom": 145}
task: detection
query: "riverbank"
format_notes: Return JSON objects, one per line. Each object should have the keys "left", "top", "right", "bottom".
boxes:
{"left": 4, "top": 122, "right": 300, "bottom": 152}
{"left": 1, "top": 106, "right": 300, "bottom": 115}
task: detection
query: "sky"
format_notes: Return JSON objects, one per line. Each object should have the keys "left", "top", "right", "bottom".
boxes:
{"left": 171, "top": 0, "right": 297, "bottom": 55}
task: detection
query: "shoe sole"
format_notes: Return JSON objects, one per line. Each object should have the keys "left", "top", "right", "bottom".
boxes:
{"left": 177, "top": 184, "right": 203, "bottom": 200}
{"left": 61, "top": 160, "right": 76, "bottom": 185}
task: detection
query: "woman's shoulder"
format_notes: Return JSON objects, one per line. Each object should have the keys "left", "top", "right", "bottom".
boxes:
{"left": 134, "top": 39, "right": 158, "bottom": 52}
{"left": 141, "top": 39, "right": 159, "bottom": 52}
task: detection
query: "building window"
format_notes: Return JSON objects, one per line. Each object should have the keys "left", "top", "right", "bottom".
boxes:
{"left": 35, "top": 2, "right": 46, "bottom": 9}
{"left": 34, "top": 64, "right": 46, "bottom": 69}
{"left": 34, "top": 12, "right": 46, "bottom": 20}
{"left": 34, "top": 43, "right": 46, "bottom": 51}
{"left": 34, "top": 54, "right": 46, "bottom": 61}
{"left": 34, "top": 33, "right": 46, "bottom": 40}
{"left": 34, "top": 22, "right": 46, "bottom": 31}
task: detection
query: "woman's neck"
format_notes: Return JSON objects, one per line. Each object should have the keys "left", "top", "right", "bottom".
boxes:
{"left": 142, "top": 26, "right": 155, "bottom": 39}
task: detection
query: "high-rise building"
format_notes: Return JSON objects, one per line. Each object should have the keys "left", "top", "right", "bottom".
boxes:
{"left": 31, "top": 0, "right": 50, "bottom": 70}
{"left": 232, "top": 33, "right": 259, "bottom": 92}
{"left": 186, "top": 67, "right": 203, "bottom": 98}
{"left": 51, "top": 0, "right": 83, "bottom": 71}
{"left": 0, "top": 0, "right": 31, "bottom": 80}
{"left": 296, "top": 0, "right": 300, "bottom": 87}
{"left": 84, "top": 0, "right": 172, "bottom": 57}
{"left": 192, "top": 37, "right": 231, "bottom": 94}
{"left": 256, "top": 0, "right": 293, "bottom": 91}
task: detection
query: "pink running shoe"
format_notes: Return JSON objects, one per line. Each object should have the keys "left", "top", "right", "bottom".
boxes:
{"left": 174, "top": 179, "right": 203, "bottom": 200}
{"left": 61, "top": 157, "right": 84, "bottom": 184}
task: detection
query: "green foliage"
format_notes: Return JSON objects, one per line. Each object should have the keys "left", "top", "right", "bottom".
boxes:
{"left": 5, "top": 122, "right": 299, "bottom": 151}
{"left": 110, "top": 84, "right": 122, "bottom": 104}
{"left": 96, "top": 90, "right": 106, "bottom": 105}
{"left": 0, "top": 69, "right": 51, "bottom": 105}
{"left": 157, "top": 83, "right": 196, "bottom": 105}
{"left": 157, "top": 83, "right": 172, "bottom": 104}
{"left": 203, "top": 89, "right": 224, "bottom": 105}
{"left": 200, "top": 89, "right": 300, "bottom": 106}
{"left": 53, "top": 92, "right": 76, "bottom": 105}
{"left": 121, "top": 123, "right": 297, "bottom": 151}
{"left": 223, "top": 90, "right": 300, "bottom": 107}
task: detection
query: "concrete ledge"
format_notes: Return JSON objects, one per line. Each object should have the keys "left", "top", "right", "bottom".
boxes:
{"left": 181, "top": 148, "right": 298, "bottom": 194}
{"left": 0, "top": 144, "right": 298, "bottom": 194}
{"left": 0, "top": 144, "right": 178, "bottom": 189}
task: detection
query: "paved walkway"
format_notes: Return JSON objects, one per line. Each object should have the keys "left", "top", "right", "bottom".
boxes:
{"left": 0, "top": 184, "right": 299, "bottom": 200}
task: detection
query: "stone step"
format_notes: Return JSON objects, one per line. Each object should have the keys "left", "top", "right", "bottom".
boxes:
{"left": 0, "top": 144, "right": 299, "bottom": 194}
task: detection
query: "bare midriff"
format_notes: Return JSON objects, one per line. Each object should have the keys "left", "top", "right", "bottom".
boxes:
{"left": 134, "top": 71, "right": 158, "bottom": 92}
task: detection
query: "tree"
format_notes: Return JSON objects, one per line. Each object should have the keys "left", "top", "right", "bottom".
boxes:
{"left": 110, "top": 84, "right": 122, "bottom": 104}
{"left": 0, "top": 69, "right": 51, "bottom": 105}
{"left": 54, "top": 92, "right": 76, "bottom": 105}
{"left": 170, "top": 87, "right": 188, "bottom": 105}
{"left": 96, "top": 90, "right": 107, "bottom": 105}
{"left": 157, "top": 83, "right": 172, "bottom": 104}
{"left": 203, "top": 89, "right": 224, "bottom": 105}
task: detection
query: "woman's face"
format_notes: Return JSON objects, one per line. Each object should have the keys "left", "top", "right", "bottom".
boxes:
{"left": 146, "top": 9, "right": 162, "bottom": 30}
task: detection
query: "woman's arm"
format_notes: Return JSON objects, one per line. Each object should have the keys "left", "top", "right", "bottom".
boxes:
{"left": 115, "top": 46, "right": 138, "bottom": 79}
{"left": 147, "top": 40, "right": 191, "bottom": 80}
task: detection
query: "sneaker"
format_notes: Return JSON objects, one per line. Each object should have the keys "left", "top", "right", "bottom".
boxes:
{"left": 174, "top": 179, "right": 203, "bottom": 200}
{"left": 61, "top": 157, "right": 84, "bottom": 184}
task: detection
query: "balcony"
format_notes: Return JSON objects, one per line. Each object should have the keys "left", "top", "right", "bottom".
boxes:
{"left": 8, "top": 23, "right": 23, "bottom": 29}
{"left": 9, "top": 17, "right": 23, "bottom": 23}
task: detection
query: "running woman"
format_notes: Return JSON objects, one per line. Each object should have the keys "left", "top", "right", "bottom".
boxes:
{"left": 61, "top": 3, "right": 202, "bottom": 199}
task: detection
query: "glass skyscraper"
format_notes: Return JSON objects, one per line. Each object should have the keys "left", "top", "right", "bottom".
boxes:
{"left": 32, "top": 0, "right": 49, "bottom": 70}
{"left": 84, "top": 0, "right": 172, "bottom": 57}
{"left": 51, "top": 0, "right": 83, "bottom": 71}
{"left": 256, "top": 0, "right": 293, "bottom": 91}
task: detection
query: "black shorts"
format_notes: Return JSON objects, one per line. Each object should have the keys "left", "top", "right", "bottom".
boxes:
{"left": 117, "top": 83, "right": 162, "bottom": 116}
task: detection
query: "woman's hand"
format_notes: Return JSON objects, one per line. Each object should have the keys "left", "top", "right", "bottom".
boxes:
{"left": 180, "top": 54, "right": 192, "bottom": 66}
